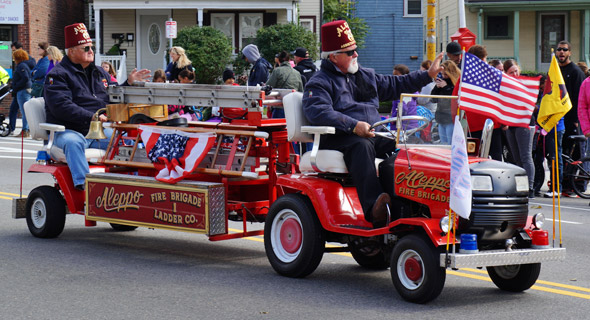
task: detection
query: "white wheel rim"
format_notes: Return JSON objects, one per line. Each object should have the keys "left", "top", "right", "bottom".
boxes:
{"left": 270, "top": 209, "right": 303, "bottom": 263}
{"left": 397, "top": 249, "right": 424, "bottom": 290}
{"left": 31, "top": 198, "right": 47, "bottom": 229}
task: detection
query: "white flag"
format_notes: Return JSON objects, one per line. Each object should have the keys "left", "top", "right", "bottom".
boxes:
{"left": 117, "top": 52, "right": 127, "bottom": 85}
{"left": 449, "top": 115, "right": 472, "bottom": 219}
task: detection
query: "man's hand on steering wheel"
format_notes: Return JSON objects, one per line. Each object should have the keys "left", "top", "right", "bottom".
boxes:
{"left": 353, "top": 121, "right": 375, "bottom": 138}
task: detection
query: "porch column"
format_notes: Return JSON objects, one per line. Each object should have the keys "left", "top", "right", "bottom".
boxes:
{"left": 585, "top": 9, "right": 589, "bottom": 65}
{"left": 94, "top": 8, "right": 101, "bottom": 64}
{"left": 514, "top": 10, "right": 520, "bottom": 64}
{"left": 477, "top": 8, "right": 483, "bottom": 45}
{"left": 287, "top": 9, "right": 293, "bottom": 23}
{"left": 198, "top": 9, "right": 203, "bottom": 27}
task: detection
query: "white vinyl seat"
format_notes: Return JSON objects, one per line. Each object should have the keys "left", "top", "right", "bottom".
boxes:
{"left": 24, "top": 97, "right": 105, "bottom": 163}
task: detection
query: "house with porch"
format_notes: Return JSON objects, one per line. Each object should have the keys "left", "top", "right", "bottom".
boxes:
{"left": 432, "top": 0, "right": 590, "bottom": 72}
{"left": 91, "top": 0, "right": 321, "bottom": 74}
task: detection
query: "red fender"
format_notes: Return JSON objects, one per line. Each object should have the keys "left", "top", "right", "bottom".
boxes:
{"left": 275, "top": 174, "right": 451, "bottom": 245}
{"left": 28, "top": 164, "right": 104, "bottom": 216}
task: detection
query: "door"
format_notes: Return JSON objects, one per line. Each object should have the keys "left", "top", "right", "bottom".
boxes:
{"left": 538, "top": 13, "right": 567, "bottom": 71}
{"left": 139, "top": 14, "right": 168, "bottom": 71}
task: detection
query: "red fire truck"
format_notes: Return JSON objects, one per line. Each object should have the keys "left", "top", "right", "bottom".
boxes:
{"left": 13, "top": 83, "right": 565, "bottom": 303}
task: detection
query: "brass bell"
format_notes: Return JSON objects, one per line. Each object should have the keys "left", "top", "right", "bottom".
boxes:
{"left": 85, "top": 108, "right": 107, "bottom": 140}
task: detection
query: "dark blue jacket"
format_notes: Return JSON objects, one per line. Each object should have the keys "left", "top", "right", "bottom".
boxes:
{"left": 248, "top": 58, "right": 272, "bottom": 86}
{"left": 44, "top": 56, "right": 116, "bottom": 135}
{"left": 31, "top": 56, "right": 50, "bottom": 85}
{"left": 12, "top": 61, "right": 32, "bottom": 92}
{"left": 302, "top": 59, "right": 432, "bottom": 134}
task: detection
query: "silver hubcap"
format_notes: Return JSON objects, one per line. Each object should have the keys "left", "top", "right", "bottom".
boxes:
{"left": 31, "top": 198, "right": 47, "bottom": 229}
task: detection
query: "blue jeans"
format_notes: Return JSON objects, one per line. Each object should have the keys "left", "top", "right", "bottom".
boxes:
{"left": 438, "top": 122, "right": 454, "bottom": 144}
{"left": 53, "top": 128, "right": 111, "bottom": 187}
{"left": 16, "top": 90, "right": 31, "bottom": 131}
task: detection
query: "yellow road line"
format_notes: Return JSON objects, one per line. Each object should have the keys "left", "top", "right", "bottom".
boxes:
{"left": 0, "top": 191, "right": 22, "bottom": 197}
{"left": 0, "top": 195, "right": 15, "bottom": 200}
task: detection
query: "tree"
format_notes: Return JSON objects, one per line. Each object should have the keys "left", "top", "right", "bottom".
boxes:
{"left": 253, "top": 23, "right": 319, "bottom": 66}
{"left": 323, "top": 0, "right": 369, "bottom": 49}
{"left": 174, "top": 26, "right": 233, "bottom": 84}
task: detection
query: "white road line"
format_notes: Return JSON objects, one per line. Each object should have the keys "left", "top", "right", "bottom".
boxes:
{"left": 0, "top": 156, "right": 37, "bottom": 160}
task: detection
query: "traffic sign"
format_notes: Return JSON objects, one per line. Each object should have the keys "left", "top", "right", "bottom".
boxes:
{"left": 166, "top": 21, "right": 177, "bottom": 39}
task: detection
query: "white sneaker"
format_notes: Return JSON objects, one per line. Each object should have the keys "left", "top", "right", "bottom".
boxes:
{"left": 544, "top": 191, "right": 558, "bottom": 198}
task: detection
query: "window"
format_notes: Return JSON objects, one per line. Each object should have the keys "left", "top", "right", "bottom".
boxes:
{"left": 405, "top": 0, "right": 422, "bottom": 17}
{"left": 485, "top": 14, "right": 513, "bottom": 39}
{"left": 211, "top": 13, "right": 235, "bottom": 50}
{"left": 300, "top": 16, "right": 316, "bottom": 34}
{"left": 239, "top": 13, "right": 263, "bottom": 49}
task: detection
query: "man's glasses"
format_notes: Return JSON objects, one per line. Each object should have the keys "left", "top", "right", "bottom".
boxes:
{"left": 556, "top": 47, "right": 569, "bottom": 52}
{"left": 81, "top": 45, "right": 95, "bottom": 52}
{"left": 336, "top": 50, "right": 356, "bottom": 56}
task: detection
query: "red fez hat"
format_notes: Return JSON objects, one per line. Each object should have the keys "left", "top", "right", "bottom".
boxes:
{"left": 64, "top": 23, "right": 92, "bottom": 49}
{"left": 321, "top": 20, "right": 356, "bottom": 52}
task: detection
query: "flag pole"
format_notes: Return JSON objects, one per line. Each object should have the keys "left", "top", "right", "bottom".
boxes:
{"left": 551, "top": 156, "right": 556, "bottom": 247}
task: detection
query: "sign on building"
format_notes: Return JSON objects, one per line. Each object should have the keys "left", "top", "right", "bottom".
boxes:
{"left": 0, "top": 0, "right": 24, "bottom": 24}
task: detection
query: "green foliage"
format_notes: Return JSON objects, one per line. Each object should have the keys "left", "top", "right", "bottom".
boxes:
{"left": 323, "top": 0, "right": 369, "bottom": 49}
{"left": 174, "top": 26, "right": 233, "bottom": 84}
{"left": 253, "top": 23, "right": 319, "bottom": 65}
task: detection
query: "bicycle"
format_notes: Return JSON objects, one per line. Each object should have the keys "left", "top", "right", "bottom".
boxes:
{"left": 562, "top": 135, "right": 590, "bottom": 198}
{"left": 0, "top": 83, "right": 12, "bottom": 137}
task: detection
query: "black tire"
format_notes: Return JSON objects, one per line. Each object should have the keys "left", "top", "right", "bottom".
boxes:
{"left": 25, "top": 186, "right": 66, "bottom": 238}
{"left": 109, "top": 223, "right": 138, "bottom": 231}
{"left": 0, "top": 123, "right": 10, "bottom": 137}
{"left": 349, "top": 238, "right": 389, "bottom": 270}
{"left": 264, "top": 193, "right": 325, "bottom": 278}
{"left": 487, "top": 263, "right": 541, "bottom": 292}
{"left": 390, "top": 234, "right": 446, "bottom": 303}
{"left": 570, "top": 157, "right": 590, "bottom": 199}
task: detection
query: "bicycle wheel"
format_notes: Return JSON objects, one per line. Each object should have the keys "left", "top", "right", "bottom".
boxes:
{"left": 570, "top": 157, "right": 590, "bottom": 199}
{"left": 0, "top": 123, "right": 10, "bottom": 137}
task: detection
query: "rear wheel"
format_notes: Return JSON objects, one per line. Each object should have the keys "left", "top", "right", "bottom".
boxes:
{"left": 25, "top": 186, "right": 66, "bottom": 238}
{"left": 0, "top": 123, "right": 10, "bottom": 137}
{"left": 570, "top": 157, "right": 590, "bottom": 198}
{"left": 487, "top": 263, "right": 541, "bottom": 292}
{"left": 349, "top": 238, "right": 389, "bottom": 270}
{"left": 109, "top": 223, "right": 138, "bottom": 231}
{"left": 264, "top": 194, "right": 325, "bottom": 278}
{"left": 390, "top": 234, "right": 446, "bottom": 303}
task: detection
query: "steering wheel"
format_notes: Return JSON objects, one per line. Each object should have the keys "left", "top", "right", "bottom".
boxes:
{"left": 370, "top": 115, "right": 430, "bottom": 142}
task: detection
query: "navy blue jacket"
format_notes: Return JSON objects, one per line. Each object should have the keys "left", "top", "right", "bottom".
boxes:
{"left": 248, "top": 58, "right": 272, "bottom": 86}
{"left": 31, "top": 56, "right": 50, "bottom": 85}
{"left": 302, "top": 59, "right": 431, "bottom": 134}
{"left": 44, "top": 56, "right": 116, "bottom": 135}
{"left": 12, "top": 61, "right": 32, "bottom": 92}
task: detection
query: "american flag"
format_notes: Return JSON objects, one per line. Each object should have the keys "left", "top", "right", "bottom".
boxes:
{"left": 459, "top": 52, "right": 540, "bottom": 127}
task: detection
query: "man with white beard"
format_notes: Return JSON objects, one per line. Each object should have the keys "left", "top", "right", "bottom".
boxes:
{"left": 302, "top": 20, "right": 443, "bottom": 227}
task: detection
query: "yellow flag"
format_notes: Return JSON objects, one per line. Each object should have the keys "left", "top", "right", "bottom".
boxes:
{"left": 537, "top": 54, "right": 572, "bottom": 131}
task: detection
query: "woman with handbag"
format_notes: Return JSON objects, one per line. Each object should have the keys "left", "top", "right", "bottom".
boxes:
{"left": 31, "top": 42, "right": 49, "bottom": 98}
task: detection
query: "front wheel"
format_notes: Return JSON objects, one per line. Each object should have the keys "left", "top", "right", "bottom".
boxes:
{"left": 264, "top": 193, "right": 325, "bottom": 278}
{"left": 570, "top": 157, "right": 590, "bottom": 198}
{"left": 487, "top": 263, "right": 541, "bottom": 292}
{"left": 25, "top": 186, "right": 66, "bottom": 238}
{"left": 390, "top": 234, "right": 446, "bottom": 303}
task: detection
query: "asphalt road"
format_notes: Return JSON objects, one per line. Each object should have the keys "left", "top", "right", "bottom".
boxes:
{"left": 0, "top": 136, "right": 588, "bottom": 319}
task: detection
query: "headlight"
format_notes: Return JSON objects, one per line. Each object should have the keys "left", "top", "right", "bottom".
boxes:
{"left": 440, "top": 216, "right": 450, "bottom": 234}
{"left": 471, "top": 175, "right": 493, "bottom": 191}
{"left": 532, "top": 212, "right": 545, "bottom": 229}
{"left": 515, "top": 175, "right": 529, "bottom": 192}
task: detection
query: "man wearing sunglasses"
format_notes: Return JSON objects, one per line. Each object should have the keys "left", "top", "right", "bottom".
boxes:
{"left": 44, "top": 23, "right": 151, "bottom": 191}
{"left": 555, "top": 40, "right": 586, "bottom": 196}
{"left": 302, "top": 20, "right": 444, "bottom": 228}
